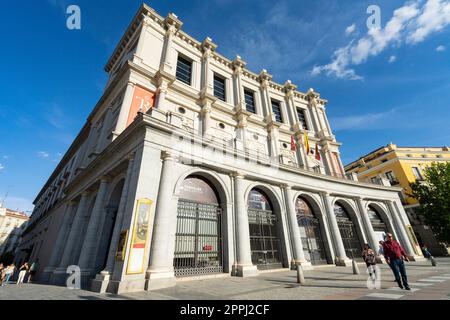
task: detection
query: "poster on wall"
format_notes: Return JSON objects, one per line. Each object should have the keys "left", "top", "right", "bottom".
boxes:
{"left": 126, "top": 86, "right": 155, "bottom": 128}
{"left": 115, "top": 230, "right": 129, "bottom": 261}
{"left": 126, "top": 199, "right": 153, "bottom": 274}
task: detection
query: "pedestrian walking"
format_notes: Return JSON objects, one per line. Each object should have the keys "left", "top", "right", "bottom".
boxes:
{"left": 17, "top": 262, "right": 29, "bottom": 284}
{"left": 422, "top": 246, "right": 432, "bottom": 259}
{"left": 28, "top": 260, "right": 39, "bottom": 283}
{"left": 378, "top": 241, "right": 385, "bottom": 256}
{"left": 362, "top": 244, "right": 377, "bottom": 279}
{"left": 383, "top": 233, "right": 411, "bottom": 290}
{"left": 1, "top": 264, "right": 15, "bottom": 286}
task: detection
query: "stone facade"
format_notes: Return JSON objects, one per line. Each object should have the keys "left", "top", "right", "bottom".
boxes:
{"left": 17, "top": 4, "right": 421, "bottom": 294}
{"left": 0, "top": 207, "right": 29, "bottom": 257}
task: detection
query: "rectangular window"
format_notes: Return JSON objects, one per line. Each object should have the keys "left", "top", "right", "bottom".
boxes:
{"left": 214, "top": 74, "right": 226, "bottom": 101}
{"left": 385, "top": 171, "right": 395, "bottom": 181}
{"left": 271, "top": 100, "right": 283, "bottom": 123}
{"left": 412, "top": 167, "right": 423, "bottom": 180}
{"left": 244, "top": 89, "right": 256, "bottom": 114}
{"left": 176, "top": 56, "right": 192, "bottom": 85}
{"left": 297, "top": 108, "right": 309, "bottom": 130}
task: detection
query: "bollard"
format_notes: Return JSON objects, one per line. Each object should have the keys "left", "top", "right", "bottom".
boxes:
{"left": 431, "top": 256, "right": 437, "bottom": 267}
{"left": 297, "top": 264, "right": 305, "bottom": 285}
{"left": 352, "top": 259, "right": 360, "bottom": 275}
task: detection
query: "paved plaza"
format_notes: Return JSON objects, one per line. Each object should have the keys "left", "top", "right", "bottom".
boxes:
{"left": 1, "top": 258, "right": 450, "bottom": 300}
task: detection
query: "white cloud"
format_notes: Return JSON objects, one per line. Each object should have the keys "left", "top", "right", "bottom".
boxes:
{"left": 37, "top": 151, "right": 50, "bottom": 158}
{"left": 331, "top": 110, "right": 395, "bottom": 131}
{"left": 0, "top": 164, "right": 4, "bottom": 171}
{"left": 312, "top": 0, "right": 450, "bottom": 80}
{"left": 345, "top": 23, "right": 356, "bottom": 35}
{"left": 407, "top": 0, "right": 450, "bottom": 43}
{"left": 436, "top": 45, "right": 446, "bottom": 51}
{"left": 389, "top": 55, "right": 397, "bottom": 63}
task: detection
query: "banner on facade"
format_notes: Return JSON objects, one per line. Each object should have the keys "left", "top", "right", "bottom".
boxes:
{"left": 126, "top": 86, "right": 155, "bottom": 128}
{"left": 126, "top": 199, "right": 153, "bottom": 274}
{"left": 115, "top": 230, "right": 129, "bottom": 261}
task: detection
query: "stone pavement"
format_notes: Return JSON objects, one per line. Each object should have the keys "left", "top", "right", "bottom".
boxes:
{"left": 1, "top": 258, "right": 449, "bottom": 300}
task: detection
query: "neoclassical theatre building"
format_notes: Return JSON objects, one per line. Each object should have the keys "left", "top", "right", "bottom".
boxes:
{"left": 17, "top": 4, "right": 422, "bottom": 294}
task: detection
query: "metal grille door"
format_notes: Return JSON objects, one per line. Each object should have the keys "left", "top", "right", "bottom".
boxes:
{"left": 337, "top": 219, "right": 363, "bottom": 260}
{"left": 174, "top": 200, "right": 223, "bottom": 277}
{"left": 248, "top": 209, "right": 282, "bottom": 270}
{"left": 298, "top": 216, "right": 327, "bottom": 265}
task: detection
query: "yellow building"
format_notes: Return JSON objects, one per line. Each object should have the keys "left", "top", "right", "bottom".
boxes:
{"left": 345, "top": 143, "right": 450, "bottom": 255}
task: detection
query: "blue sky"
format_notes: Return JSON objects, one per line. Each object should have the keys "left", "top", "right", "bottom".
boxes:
{"left": 0, "top": 0, "right": 449, "bottom": 213}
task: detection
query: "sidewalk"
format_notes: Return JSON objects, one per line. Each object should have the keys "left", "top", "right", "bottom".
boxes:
{"left": 1, "top": 258, "right": 449, "bottom": 300}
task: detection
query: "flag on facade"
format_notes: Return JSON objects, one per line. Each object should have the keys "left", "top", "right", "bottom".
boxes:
{"left": 304, "top": 131, "right": 310, "bottom": 155}
{"left": 315, "top": 144, "right": 321, "bottom": 161}
{"left": 291, "top": 135, "right": 297, "bottom": 152}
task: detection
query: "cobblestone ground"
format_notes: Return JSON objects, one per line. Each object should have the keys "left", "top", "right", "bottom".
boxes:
{"left": 1, "top": 258, "right": 449, "bottom": 300}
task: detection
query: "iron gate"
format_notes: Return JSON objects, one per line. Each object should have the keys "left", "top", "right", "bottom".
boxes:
{"left": 337, "top": 218, "right": 363, "bottom": 259}
{"left": 248, "top": 209, "right": 282, "bottom": 270}
{"left": 173, "top": 200, "right": 223, "bottom": 277}
{"left": 298, "top": 216, "right": 327, "bottom": 265}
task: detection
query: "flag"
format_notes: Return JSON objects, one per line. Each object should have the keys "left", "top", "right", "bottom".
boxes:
{"left": 304, "top": 131, "right": 310, "bottom": 155}
{"left": 315, "top": 144, "right": 321, "bottom": 161}
{"left": 291, "top": 135, "right": 297, "bottom": 151}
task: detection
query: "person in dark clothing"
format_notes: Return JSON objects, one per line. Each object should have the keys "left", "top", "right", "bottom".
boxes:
{"left": 382, "top": 233, "right": 410, "bottom": 290}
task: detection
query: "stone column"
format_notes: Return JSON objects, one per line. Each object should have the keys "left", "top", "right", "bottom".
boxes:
{"left": 91, "top": 154, "right": 135, "bottom": 293}
{"left": 103, "top": 158, "right": 134, "bottom": 273}
{"left": 232, "top": 56, "right": 247, "bottom": 109}
{"left": 160, "top": 13, "right": 183, "bottom": 74}
{"left": 78, "top": 178, "right": 111, "bottom": 272}
{"left": 114, "top": 81, "right": 135, "bottom": 137}
{"left": 201, "top": 37, "right": 217, "bottom": 96}
{"left": 200, "top": 103, "right": 213, "bottom": 137}
{"left": 258, "top": 70, "right": 273, "bottom": 118}
{"left": 283, "top": 186, "right": 312, "bottom": 270}
{"left": 356, "top": 198, "right": 379, "bottom": 251}
{"left": 42, "top": 201, "right": 77, "bottom": 282}
{"left": 386, "top": 201, "right": 416, "bottom": 257}
{"left": 146, "top": 152, "right": 178, "bottom": 289}
{"left": 232, "top": 173, "right": 258, "bottom": 277}
{"left": 58, "top": 192, "right": 91, "bottom": 268}
{"left": 320, "top": 192, "right": 351, "bottom": 266}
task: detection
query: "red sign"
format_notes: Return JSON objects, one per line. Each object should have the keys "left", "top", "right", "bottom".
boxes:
{"left": 126, "top": 86, "right": 155, "bottom": 128}
{"left": 203, "top": 245, "right": 213, "bottom": 251}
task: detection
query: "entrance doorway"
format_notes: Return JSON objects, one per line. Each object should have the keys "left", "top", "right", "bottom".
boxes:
{"left": 334, "top": 202, "right": 363, "bottom": 259}
{"left": 248, "top": 189, "right": 282, "bottom": 270}
{"left": 173, "top": 176, "right": 223, "bottom": 277}
{"left": 296, "top": 197, "right": 327, "bottom": 265}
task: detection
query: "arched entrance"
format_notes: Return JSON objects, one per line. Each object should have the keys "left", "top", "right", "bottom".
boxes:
{"left": 296, "top": 197, "right": 327, "bottom": 265}
{"left": 367, "top": 205, "right": 388, "bottom": 243}
{"left": 94, "top": 179, "right": 124, "bottom": 273}
{"left": 334, "top": 202, "right": 363, "bottom": 259}
{"left": 173, "top": 176, "right": 223, "bottom": 277}
{"left": 248, "top": 188, "right": 282, "bottom": 270}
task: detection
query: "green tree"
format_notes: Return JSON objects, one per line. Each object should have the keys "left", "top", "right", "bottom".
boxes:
{"left": 410, "top": 162, "right": 450, "bottom": 245}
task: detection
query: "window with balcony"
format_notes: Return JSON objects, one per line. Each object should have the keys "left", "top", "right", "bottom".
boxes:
{"left": 244, "top": 89, "right": 256, "bottom": 114}
{"left": 176, "top": 56, "right": 192, "bottom": 85}
{"left": 214, "top": 74, "right": 226, "bottom": 101}
{"left": 412, "top": 167, "right": 423, "bottom": 180}
{"left": 385, "top": 171, "right": 399, "bottom": 185}
{"left": 271, "top": 100, "right": 283, "bottom": 123}
{"left": 297, "top": 108, "right": 308, "bottom": 130}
